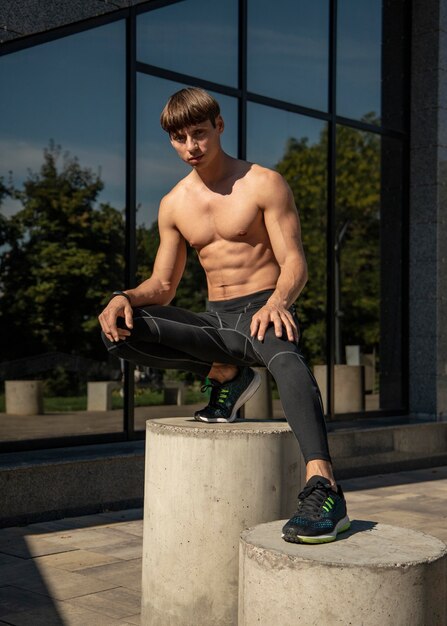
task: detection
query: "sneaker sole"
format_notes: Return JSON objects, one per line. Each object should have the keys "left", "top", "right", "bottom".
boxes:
{"left": 282, "top": 515, "right": 351, "bottom": 544}
{"left": 194, "top": 370, "right": 262, "bottom": 423}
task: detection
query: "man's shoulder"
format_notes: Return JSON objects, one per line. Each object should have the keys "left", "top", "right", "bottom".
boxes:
{"left": 160, "top": 173, "right": 193, "bottom": 208}
{"left": 243, "top": 162, "right": 283, "bottom": 181}
{"left": 245, "top": 162, "right": 287, "bottom": 190}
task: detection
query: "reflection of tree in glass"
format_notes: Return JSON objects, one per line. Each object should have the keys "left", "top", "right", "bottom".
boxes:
{"left": 0, "top": 141, "right": 125, "bottom": 365}
{"left": 275, "top": 119, "right": 380, "bottom": 365}
{"left": 137, "top": 220, "right": 207, "bottom": 313}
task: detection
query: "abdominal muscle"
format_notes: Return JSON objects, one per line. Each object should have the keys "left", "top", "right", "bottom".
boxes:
{"left": 196, "top": 238, "right": 281, "bottom": 301}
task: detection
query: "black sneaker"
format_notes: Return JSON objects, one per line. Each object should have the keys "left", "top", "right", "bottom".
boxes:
{"left": 282, "top": 475, "right": 350, "bottom": 544}
{"left": 194, "top": 367, "right": 261, "bottom": 423}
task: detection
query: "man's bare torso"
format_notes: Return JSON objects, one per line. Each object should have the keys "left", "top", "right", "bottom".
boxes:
{"left": 165, "top": 160, "right": 281, "bottom": 301}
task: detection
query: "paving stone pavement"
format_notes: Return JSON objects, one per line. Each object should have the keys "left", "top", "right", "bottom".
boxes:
{"left": 0, "top": 466, "right": 445, "bottom": 625}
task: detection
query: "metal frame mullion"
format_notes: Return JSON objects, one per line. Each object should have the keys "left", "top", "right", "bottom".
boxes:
{"left": 123, "top": 8, "right": 137, "bottom": 439}
{"left": 238, "top": 0, "right": 248, "bottom": 159}
{"left": 136, "top": 61, "right": 241, "bottom": 98}
{"left": 326, "top": 0, "right": 338, "bottom": 420}
{"left": 400, "top": 0, "right": 412, "bottom": 414}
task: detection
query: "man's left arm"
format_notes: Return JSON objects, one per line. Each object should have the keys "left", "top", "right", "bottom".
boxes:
{"left": 250, "top": 169, "right": 308, "bottom": 342}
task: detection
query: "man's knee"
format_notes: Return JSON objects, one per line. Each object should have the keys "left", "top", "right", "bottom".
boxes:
{"left": 268, "top": 351, "right": 312, "bottom": 384}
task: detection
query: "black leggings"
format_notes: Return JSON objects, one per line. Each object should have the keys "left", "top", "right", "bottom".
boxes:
{"left": 103, "top": 289, "right": 331, "bottom": 463}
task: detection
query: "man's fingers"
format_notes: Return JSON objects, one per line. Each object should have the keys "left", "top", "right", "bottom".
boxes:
{"left": 251, "top": 306, "right": 299, "bottom": 343}
{"left": 99, "top": 311, "right": 120, "bottom": 342}
{"left": 256, "top": 316, "right": 270, "bottom": 341}
{"left": 117, "top": 328, "right": 131, "bottom": 340}
{"left": 273, "top": 315, "right": 283, "bottom": 337}
{"left": 250, "top": 317, "right": 260, "bottom": 337}
{"left": 124, "top": 304, "right": 134, "bottom": 329}
{"left": 281, "top": 312, "right": 297, "bottom": 341}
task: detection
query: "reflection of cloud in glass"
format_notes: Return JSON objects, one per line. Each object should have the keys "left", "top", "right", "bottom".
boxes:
{"left": 247, "top": 102, "right": 325, "bottom": 170}
{"left": 0, "top": 21, "right": 126, "bottom": 213}
{"left": 337, "top": 0, "right": 381, "bottom": 121}
{"left": 0, "top": 138, "right": 126, "bottom": 214}
{"left": 250, "top": 28, "right": 327, "bottom": 63}
{"left": 248, "top": 0, "right": 329, "bottom": 111}
{"left": 137, "top": 0, "right": 238, "bottom": 87}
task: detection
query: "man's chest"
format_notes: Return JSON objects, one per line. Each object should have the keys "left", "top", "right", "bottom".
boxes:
{"left": 176, "top": 194, "right": 263, "bottom": 250}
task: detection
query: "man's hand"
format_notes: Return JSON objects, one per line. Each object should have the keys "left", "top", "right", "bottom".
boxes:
{"left": 98, "top": 295, "right": 133, "bottom": 342}
{"left": 250, "top": 303, "right": 298, "bottom": 343}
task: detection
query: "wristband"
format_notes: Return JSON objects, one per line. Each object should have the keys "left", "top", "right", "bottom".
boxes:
{"left": 111, "top": 290, "right": 131, "bottom": 304}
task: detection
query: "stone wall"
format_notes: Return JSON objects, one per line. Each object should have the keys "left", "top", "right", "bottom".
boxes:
{"left": 409, "top": 0, "right": 447, "bottom": 416}
{"left": 0, "top": 0, "right": 149, "bottom": 43}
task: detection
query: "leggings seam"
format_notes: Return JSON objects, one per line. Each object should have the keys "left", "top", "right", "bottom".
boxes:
{"left": 249, "top": 336, "right": 265, "bottom": 363}
{"left": 111, "top": 341, "right": 211, "bottom": 367}
{"left": 138, "top": 309, "right": 162, "bottom": 343}
{"left": 216, "top": 312, "right": 223, "bottom": 329}
{"left": 267, "top": 350, "right": 307, "bottom": 371}
{"left": 234, "top": 313, "right": 242, "bottom": 330}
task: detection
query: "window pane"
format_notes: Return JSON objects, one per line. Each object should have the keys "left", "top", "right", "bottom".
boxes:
{"left": 337, "top": 0, "right": 382, "bottom": 124}
{"left": 0, "top": 23, "right": 126, "bottom": 442}
{"left": 135, "top": 74, "right": 238, "bottom": 430}
{"left": 247, "top": 103, "right": 328, "bottom": 389}
{"left": 335, "top": 126, "right": 404, "bottom": 413}
{"left": 137, "top": 0, "right": 238, "bottom": 87}
{"left": 247, "top": 0, "right": 329, "bottom": 111}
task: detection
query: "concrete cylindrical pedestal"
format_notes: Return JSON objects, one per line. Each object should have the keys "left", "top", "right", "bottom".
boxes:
{"left": 141, "top": 418, "right": 304, "bottom": 626}
{"left": 5, "top": 380, "right": 43, "bottom": 415}
{"left": 239, "top": 520, "right": 447, "bottom": 626}
{"left": 242, "top": 367, "right": 273, "bottom": 419}
{"left": 314, "top": 364, "right": 365, "bottom": 413}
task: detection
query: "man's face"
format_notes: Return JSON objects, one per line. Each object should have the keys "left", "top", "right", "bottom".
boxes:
{"left": 169, "top": 116, "right": 224, "bottom": 167}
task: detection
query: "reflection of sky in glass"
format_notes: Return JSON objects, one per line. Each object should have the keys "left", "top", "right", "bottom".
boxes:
{"left": 137, "top": 0, "right": 238, "bottom": 88}
{"left": 247, "top": 103, "right": 326, "bottom": 170}
{"left": 0, "top": 22, "right": 126, "bottom": 217}
{"left": 137, "top": 74, "right": 238, "bottom": 226}
{"left": 248, "top": 0, "right": 329, "bottom": 111}
{"left": 337, "top": 0, "right": 382, "bottom": 122}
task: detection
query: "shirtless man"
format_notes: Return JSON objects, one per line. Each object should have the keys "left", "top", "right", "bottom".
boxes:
{"left": 99, "top": 87, "right": 350, "bottom": 544}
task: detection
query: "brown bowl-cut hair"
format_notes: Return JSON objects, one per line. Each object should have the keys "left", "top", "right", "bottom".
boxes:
{"left": 160, "top": 88, "right": 221, "bottom": 136}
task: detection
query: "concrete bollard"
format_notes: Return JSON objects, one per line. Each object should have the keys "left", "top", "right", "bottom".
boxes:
{"left": 239, "top": 520, "right": 447, "bottom": 626}
{"left": 5, "top": 380, "right": 43, "bottom": 415}
{"left": 141, "top": 417, "right": 305, "bottom": 626}
{"left": 87, "top": 381, "right": 120, "bottom": 411}
{"left": 241, "top": 368, "right": 273, "bottom": 419}
{"left": 163, "top": 381, "right": 186, "bottom": 405}
{"left": 314, "top": 364, "right": 365, "bottom": 413}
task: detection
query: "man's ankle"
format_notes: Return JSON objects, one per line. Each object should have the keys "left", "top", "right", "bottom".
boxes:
{"left": 305, "top": 460, "right": 337, "bottom": 492}
{"left": 208, "top": 364, "right": 239, "bottom": 383}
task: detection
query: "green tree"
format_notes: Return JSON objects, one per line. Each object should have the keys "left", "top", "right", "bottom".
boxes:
{"left": 136, "top": 219, "right": 207, "bottom": 312}
{"left": 0, "top": 141, "right": 126, "bottom": 361}
{"left": 275, "top": 120, "right": 380, "bottom": 365}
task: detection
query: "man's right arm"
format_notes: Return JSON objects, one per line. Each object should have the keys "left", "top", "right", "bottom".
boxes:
{"left": 99, "top": 195, "right": 187, "bottom": 342}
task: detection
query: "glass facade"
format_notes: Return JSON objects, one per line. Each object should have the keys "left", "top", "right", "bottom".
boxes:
{"left": 137, "top": 0, "right": 238, "bottom": 87}
{"left": 247, "top": 0, "right": 329, "bottom": 110}
{"left": 0, "top": 22, "right": 126, "bottom": 445}
{"left": 0, "top": 0, "right": 409, "bottom": 451}
{"left": 246, "top": 104, "right": 328, "bottom": 368}
{"left": 336, "top": 0, "right": 382, "bottom": 123}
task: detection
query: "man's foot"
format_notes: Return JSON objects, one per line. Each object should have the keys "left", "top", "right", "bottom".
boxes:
{"left": 282, "top": 475, "right": 350, "bottom": 544}
{"left": 194, "top": 367, "right": 261, "bottom": 423}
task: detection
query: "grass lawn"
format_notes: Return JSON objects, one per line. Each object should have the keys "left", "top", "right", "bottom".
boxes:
{"left": 0, "top": 387, "right": 205, "bottom": 413}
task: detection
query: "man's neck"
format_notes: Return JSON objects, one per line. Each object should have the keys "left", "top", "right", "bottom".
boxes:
{"left": 193, "top": 151, "right": 235, "bottom": 188}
